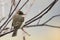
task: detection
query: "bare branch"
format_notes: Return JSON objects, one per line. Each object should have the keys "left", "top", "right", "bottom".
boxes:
{"left": 25, "top": 0, "right": 58, "bottom": 24}
{"left": 25, "top": 1, "right": 53, "bottom": 24}
{"left": 0, "top": 23, "right": 60, "bottom": 37}
{"left": 0, "top": 0, "right": 29, "bottom": 37}
{"left": 44, "top": 24, "right": 60, "bottom": 28}
{"left": 0, "top": 0, "right": 21, "bottom": 29}
{"left": 19, "top": 0, "right": 29, "bottom": 10}
{"left": 0, "top": 18, "right": 12, "bottom": 33}
{"left": 25, "top": 24, "right": 60, "bottom": 28}
{"left": 0, "top": 0, "right": 59, "bottom": 37}
{"left": 8, "top": 4, "right": 13, "bottom": 16}
{"left": 24, "top": 14, "right": 60, "bottom": 28}
{"left": 23, "top": 0, "right": 58, "bottom": 27}
{"left": 0, "top": 30, "right": 14, "bottom": 37}
{"left": 42, "top": 14, "right": 60, "bottom": 24}
{"left": 9, "top": 0, "right": 18, "bottom": 16}
{"left": 0, "top": 0, "right": 29, "bottom": 29}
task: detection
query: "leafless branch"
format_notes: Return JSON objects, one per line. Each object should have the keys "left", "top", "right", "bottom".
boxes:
{"left": 0, "top": 0, "right": 29, "bottom": 37}
{"left": 0, "top": 30, "right": 14, "bottom": 37}
{"left": 24, "top": 14, "right": 60, "bottom": 28}
{"left": 0, "top": 21, "right": 60, "bottom": 37}
{"left": 8, "top": 4, "right": 13, "bottom": 16}
{"left": 42, "top": 14, "right": 60, "bottom": 24}
{"left": 23, "top": 0, "right": 58, "bottom": 27}
{"left": 19, "top": 0, "right": 29, "bottom": 10}
{"left": 25, "top": 24, "right": 60, "bottom": 28}
{"left": 0, "top": 0, "right": 29, "bottom": 30}
{"left": 0, "top": 0, "right": 59, "bottom": 37}
{"left": 0, "top": 13, "right": 60, "bottom": 37}
{"left": 0, "top": 0, "right": 21, "bottom": 29}
{"left": 25, "top": 0, "right": 58, "bottom": 24}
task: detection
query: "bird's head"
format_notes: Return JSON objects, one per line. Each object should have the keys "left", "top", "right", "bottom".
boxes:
{"left": 17, "top": 10, "right": 24, "bottom": 15}
{"left": 17, "top": 10, "right": 26, "bottom": 17}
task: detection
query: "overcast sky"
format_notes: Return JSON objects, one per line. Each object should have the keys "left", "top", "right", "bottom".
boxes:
{"left": 0, "top": 0, "right": 60, "bottom": 40}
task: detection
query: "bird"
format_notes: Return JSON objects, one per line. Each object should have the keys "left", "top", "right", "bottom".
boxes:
{"left": 12, "top": 10, "right": 25, "bottom": 37}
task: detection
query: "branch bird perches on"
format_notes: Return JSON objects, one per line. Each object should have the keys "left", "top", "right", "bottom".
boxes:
{"left": 25, "top": 14, "right": 60, "bottom": 28}
{"left": 0, "top": 14, "right": 60, "bottom": 37}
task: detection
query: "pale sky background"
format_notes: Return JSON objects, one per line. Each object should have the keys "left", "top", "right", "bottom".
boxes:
{"left": 0, "top": 0, "right": 60, "bottom": 40}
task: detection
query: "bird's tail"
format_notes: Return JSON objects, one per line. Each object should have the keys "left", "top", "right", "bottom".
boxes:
{"left": 12, "top": 29, "right": 17, "bottom": 37}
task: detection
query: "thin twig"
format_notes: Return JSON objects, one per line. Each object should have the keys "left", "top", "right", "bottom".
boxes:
{"left": 8, "top": 4, "right": 13, "bottom": 16}
{"left": 25, "top": 24, "right": 60, "bottom": 28}
{"left": 44, "top": 24, "right": 60, "bottom": 28}
{"left": 37, "top": 19, "right": 40, "bottom": 25}
{"left": 42, "top": 14, "right": 60, "bottom": 24}
{"left": 0, "top": 17, "right": 5, "bottom": 23}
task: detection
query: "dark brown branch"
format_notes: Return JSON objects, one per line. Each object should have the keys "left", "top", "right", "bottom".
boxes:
{"left": 0, "top": 13, "right": 60, "bottom": 37}
{"left": 25, "top": 1, "right": 53, "bottom": 24}
{"left": 25, "top": 24, "right": 60, "bottom": 28}
{"left": 1, "top": 0, "right": 29, "bottom": 29}
{"left": 23, "top": 0, "right": 58, "bottom": 27}
{"left": 19, "top": 0, "right": 29, "bottom": 10}
{"left": 0, "top": 30, "right": 14, "bottom": 37}
{"left": 0, "top": 0, "right": 21, "bottom": 29}
{"left": 0, "top": 23, "right": 60, "bottom": 37}
{"left": 0, "top": 0, "right": 29, "bottom": 34}
{"left": 0, "top": 0, "right": 29, "bottom": 37}
{"left": 8, "top": 4, "right": 13, "bottom": 16}
{"left": 25, "top": 24, "right": 44, "bottom": 27}
{"left": 0, "top": 0, "right": 58, "bottom": 37}
{"left": 1, "top": 0, "right": 29, "bottom": 30}
{"left": 25, "top": 0, "right": 58, "bottom": 24}
{"left": 24, "top": 14, "right": 60, "bottom": 28}
{"left": 0, "top": 18, "right": 12, "bottom": 33}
